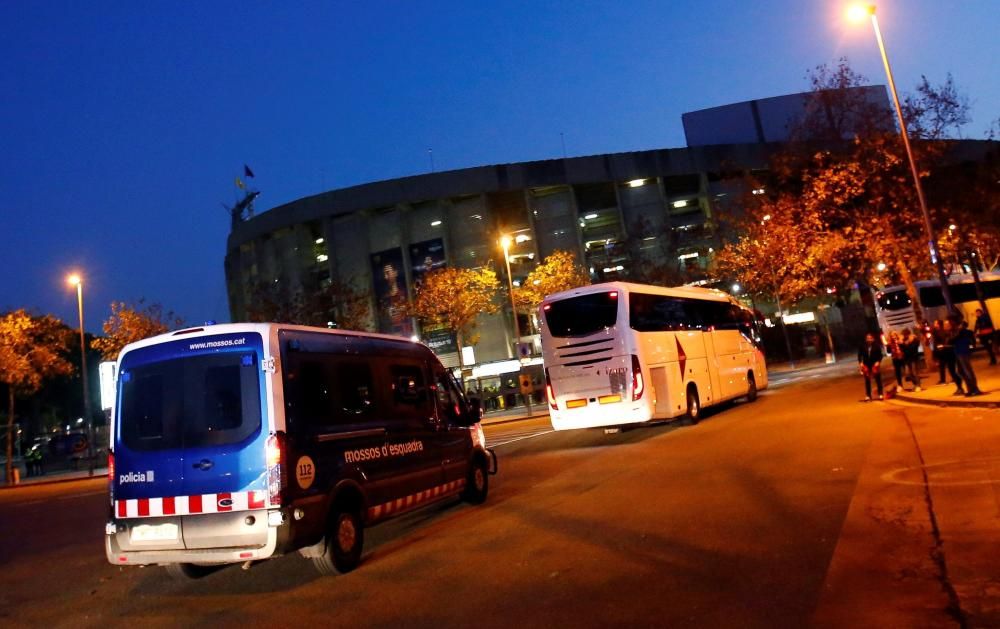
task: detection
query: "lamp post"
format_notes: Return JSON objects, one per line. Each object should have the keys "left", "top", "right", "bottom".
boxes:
{"left": 67, "top": 274, "right": 94, "bottom": 476}
{"left": 848, "top": 4, "right": 953, "bottom": 313}
{"left": 500, "top": 235, "right": 522, "bottom": 345}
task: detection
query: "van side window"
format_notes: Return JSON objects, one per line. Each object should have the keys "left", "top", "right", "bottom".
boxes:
{"left": 434, "top": 370, "right": 464, "bottom": 424}
{"left": 388, "top": 363, "right": 433, "bottom": 422}
{"left": 338, "top": 363, "right": 374, "bottom": 416}
{"left": 285, "top": 355, "right": 376, "bottom": 430}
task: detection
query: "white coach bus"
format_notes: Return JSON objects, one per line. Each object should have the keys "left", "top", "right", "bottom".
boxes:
{"left": 875, "top": 272, "right": 1000, "bottom": 338}
{"left": 539, "top": 282, "right": 767, "bottom": 431}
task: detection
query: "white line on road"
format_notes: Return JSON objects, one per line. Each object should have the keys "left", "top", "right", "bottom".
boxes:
{"left": 490, "top": 430, "right": 554, "bottom": 448}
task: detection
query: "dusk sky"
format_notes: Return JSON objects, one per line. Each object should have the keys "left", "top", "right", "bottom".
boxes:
{"left": 2, "top": 1, "right": 997, "bottom": 333}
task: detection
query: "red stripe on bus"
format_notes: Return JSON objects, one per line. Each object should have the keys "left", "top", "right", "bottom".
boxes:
{"left": 189, "top": 494, "right": 202, "bottom": 513}
{"left": 137, "top": 499, "right": 149, "bottom": 517}
{"left": 162, "top": 496, "right": 175, "bottom": 515}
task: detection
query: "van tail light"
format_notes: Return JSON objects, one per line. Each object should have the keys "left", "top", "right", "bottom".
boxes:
{"left": 108, "top": 451, "right": 115, "bottom": 505}
{"left": 631, "top": 354, "right": 645, "bottom": 401}
{"left": 266, "top": 432, "right": 286, "bottom": 507}
{"left": 545, "top": 369, "right": 558, "bottom": 411}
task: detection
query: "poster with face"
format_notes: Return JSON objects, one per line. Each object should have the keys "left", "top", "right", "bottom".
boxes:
{"left": 409, "top": 238, "right": 447, "bottom": 289}
{"left": 370, "top": 248, "right": 413, "bottom": 337}
{"left": 408, "top": 238, "right": 457, "bottom": 355}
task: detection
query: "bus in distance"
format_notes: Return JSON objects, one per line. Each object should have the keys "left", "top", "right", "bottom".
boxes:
{"left": 874, "top": 272, "right": 1000, "bottom": 338}
{"left": 538, "top": 282, "right": 767, "bottom": 431}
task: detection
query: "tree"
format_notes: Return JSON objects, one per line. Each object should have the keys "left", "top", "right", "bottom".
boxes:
{"left": 245, "top": 279, "right": 373, "bottom": 331}
{"left": 92, "top": 300, "right": 184, "bottom": 361}
{"left": 903, "top": 73, "right": 971, "bottom": 140}
{"left": 513, "top": 250, "right": 590, "bottom": 313}
{"left": 409, "top": 267, "right": 500, "bottom": 367}
{"left": 0, "top": 311, "right": 74, "bottom": 483}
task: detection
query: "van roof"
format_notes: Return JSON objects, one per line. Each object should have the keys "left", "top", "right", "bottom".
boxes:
{"left": 116, "top": 322, "right": 430, "bottom": 362}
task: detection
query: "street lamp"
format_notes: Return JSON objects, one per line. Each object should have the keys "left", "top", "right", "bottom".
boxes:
{"left": 848, "top": 3, "right": 953, "bottom": 312}
{"left": 500, "top": 235, "right": 522, "bottom": 348}
{"left": 67, "top": 273, "right": 94, "bottom": 476}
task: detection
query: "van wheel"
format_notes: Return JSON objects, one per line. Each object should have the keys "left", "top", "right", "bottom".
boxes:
{"left": 312, "top": 506, "right": 364, "bottom": 575}
{"left": 461, "top": 457, "right": 489, "bottom": 505}
{"left": 686, "top": 386, "right": 701, "bottom": 424}
{"left": 165, "top": 563, "right": 212, "bottom": 581}
{"left": 746, "top": 372, "right": 758, "bottom": 402}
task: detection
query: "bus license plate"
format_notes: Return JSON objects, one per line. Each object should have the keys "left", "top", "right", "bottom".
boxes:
{"left": 130, "top": 522, "right": 179, "bottom": 542}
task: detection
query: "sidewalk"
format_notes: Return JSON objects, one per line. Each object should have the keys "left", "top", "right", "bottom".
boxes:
{"left": 893, "top": 352, "right": 1000, "bottom": 408}
{"left": 814, "top": 387, "right": 1000, "bottom": 627}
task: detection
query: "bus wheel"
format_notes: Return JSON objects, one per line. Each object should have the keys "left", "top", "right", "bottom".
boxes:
{"left": 313, "top": 505, "right": 364, "bottom": 575}
{"left": 746, "top": 372, "right": 758, "bottom": 402}
{"left": 462, "top": 456, "right": 489, "bottom": 505}
{"left": 686, "top": 386, "right": 701, "bottom": 424}
{"left": 166, "top": 563, "right": 212, "bottom": 581}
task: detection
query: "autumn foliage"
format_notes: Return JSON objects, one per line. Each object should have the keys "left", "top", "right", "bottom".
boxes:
{"left": 92, "top": 301, "right": 185, "bottom": 361}
{"left": 513, "top": 250, "right": 590, "bottom": 312}
{"left": 0, "top": 310, "right": 74, "bottom": 482}
{"left": 409, "top": 267, "right": 500, "bottom": 366}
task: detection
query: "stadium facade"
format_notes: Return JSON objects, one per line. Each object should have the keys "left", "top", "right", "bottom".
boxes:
{"left": 224, "top": 88, "right": 895, "bottom": 373}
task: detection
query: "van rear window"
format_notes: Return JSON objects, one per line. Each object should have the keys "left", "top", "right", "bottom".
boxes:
{"left": 119, "top": 352, "right": 261, "bottom": 451}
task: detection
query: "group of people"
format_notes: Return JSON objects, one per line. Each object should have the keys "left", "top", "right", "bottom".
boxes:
{"left": 858, "top": 308, "right": 995, "bottom": 401}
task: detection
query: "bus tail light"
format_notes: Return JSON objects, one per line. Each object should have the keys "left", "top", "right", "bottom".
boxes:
{"left": 545, "top": 369, "right": 558, "bottom": 411}
{"left": 266, "top": 433, "right": 286, "bottom": 507}
{"left": 631, "top": 354, "right": 644, "bottom": 401}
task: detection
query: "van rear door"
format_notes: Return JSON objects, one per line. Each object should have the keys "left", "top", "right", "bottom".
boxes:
{"left": 114, "top": 332, "right": 268, "bottom": 548}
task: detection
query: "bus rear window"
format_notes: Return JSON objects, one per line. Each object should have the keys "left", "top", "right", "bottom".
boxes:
{"left": 119, "top": 351, "right": 261, "bottom": 451}
{"left": 544, "top": 292, "right": 620, "bottom": 338}
{"left": 878, "top": 290, "right": 912, "bottom": 311}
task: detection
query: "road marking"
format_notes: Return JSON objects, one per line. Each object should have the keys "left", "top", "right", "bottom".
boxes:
{"left": 491, "top": 430, "right": 554, "bottom": 448}
{"left": 11, "top": 490, "right": 106, "bottom": 507}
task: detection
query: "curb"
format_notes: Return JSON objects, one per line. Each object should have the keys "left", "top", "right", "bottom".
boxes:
{"left": 891, "top": 391, "right": 1000, "bottom": 409}
{"left": 0, "top": 472, "right": 106, "bottom": 491}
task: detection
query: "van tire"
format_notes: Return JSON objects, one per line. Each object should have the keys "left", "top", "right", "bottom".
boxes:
{"left": 686, "top": 385, "right": 701, "bottom": 424}
{"left": 165, "top": 563, "right": 212, "bottom": 581}
{"left": 312, "top": 506, "right": 364, "bottom": 575}
{"left": 746, "top": 372, "right": 758, "bottom": 402}
{"left": 461, "top": 457, "right": 489, "bottom": 505}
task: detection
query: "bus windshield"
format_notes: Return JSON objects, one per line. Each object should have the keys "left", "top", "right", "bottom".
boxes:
{"left": 544, "top": 291, "right": 619, "bottom": 338}
{"left": 877, "top": 289, "right": 912, "bottom": 311}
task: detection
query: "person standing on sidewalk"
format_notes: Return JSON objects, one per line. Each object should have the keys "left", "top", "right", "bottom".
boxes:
{"left": 887, "top": 331, "right": 906, "bottom": 389}
{"left": 936, "top": 319, "right": 963, "bottom": 392}
{"left": 973, "top": 308, "right": 997, "bottom": 365}
{"left": 952, "top": 316, "right": 984, "bottom": 397}
{"left": 858, "top": 332, "right": 884, "bottom": 401}
{"left": 931, "top": 319, "right": 950, "bottom": 385}
{"left": 901, "top": 328, "right": 922, "bottom": 391}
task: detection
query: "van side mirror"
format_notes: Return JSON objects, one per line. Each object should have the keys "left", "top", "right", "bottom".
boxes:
{"left": 461, "top": 397, "right": 483, "bottom": 426}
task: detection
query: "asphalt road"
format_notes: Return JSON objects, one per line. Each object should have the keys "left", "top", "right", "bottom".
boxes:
{"left": 0, "top": 365, "right": 940, "bottom": 628}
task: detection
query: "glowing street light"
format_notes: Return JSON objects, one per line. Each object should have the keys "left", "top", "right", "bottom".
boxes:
{"left": 66, "top": 273, "right": 94, "bottom": 476}
{"left": 500, "top": 235, "right": 522, "bottom": 349}
{"left": 847, "top": 3, "right": 953, "bottom": 312}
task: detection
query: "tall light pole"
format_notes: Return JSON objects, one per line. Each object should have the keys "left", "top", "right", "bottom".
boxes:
{"left": 500, "top": 235, "right": 522, "bottom": 345}
{"left": 67, "top": 273, "right": 94, "bottom": 476}
{"left": 848, "top": 4, "right": 953, "bottom": 313}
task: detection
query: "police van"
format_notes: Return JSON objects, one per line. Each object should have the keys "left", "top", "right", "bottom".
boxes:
{"left": 104, "top": 323, "right": 496, "bottom": 578}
